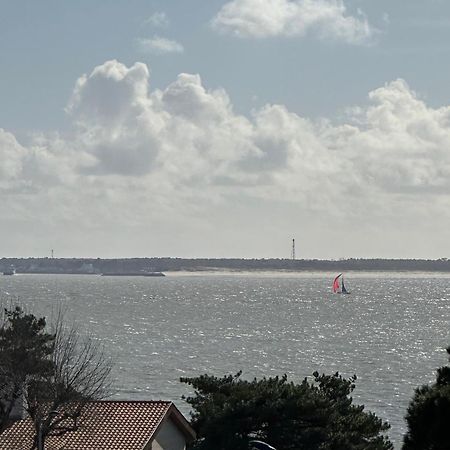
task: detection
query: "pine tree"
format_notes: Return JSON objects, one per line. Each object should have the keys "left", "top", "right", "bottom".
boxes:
{"left": 0, "top": 307, "right": 55, "bottom": 431}
{"left": 403, "top": 346, "right": 450, "bottom": 450}
{"left": 181, "top": 370, "right": 393, "bottom": 450}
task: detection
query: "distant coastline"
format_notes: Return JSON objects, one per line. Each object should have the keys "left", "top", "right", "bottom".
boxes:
{"left": 1, "top": 257, "right": 450, "bottom": 275}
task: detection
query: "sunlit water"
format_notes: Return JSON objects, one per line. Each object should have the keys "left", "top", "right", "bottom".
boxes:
{"left": 1, "top": 272, "right": 449, "bottom": 448}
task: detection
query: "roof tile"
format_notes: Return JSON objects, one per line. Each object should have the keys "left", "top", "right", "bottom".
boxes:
{"left": 0, "top": 401, "right": 179, "bottom": 450}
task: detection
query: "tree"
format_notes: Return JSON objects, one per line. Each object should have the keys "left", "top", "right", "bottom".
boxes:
{"left": 0, "top": 306, "right": 112, "bottom": 449}
{"left": 0, "top": 307, "right": 55, "bottom": 432}
{"left": 181, "top": 371, "right": 393, "bottom": 450}
{"left": 402, "top": 346, "right": 450, "bottom": 450}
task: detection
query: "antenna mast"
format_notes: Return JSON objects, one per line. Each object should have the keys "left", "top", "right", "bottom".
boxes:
{"left": 291, "top": 238, "right": 296, "bottom": 260}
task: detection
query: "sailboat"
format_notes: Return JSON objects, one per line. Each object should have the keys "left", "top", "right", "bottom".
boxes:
{"left": 332, "top": 273, "right": 350, "bottom": 294}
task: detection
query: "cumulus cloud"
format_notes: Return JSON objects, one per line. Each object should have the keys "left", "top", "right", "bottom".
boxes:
{"left": 67, "top": 60, "right": 150, "bottom": 123}
{"left": 62, "top": 60, "right": 450, "bottom": 206}
{"left": 66, "top": 60, "right": 161, "bottom": 175}
{"left": 136, "top": 36, "right": 184, "bottom": 54}
{"left": 3, "top": 60, "right": 450, "bottom": 257}
{"left": 211, "top": 0, "right": 376, "bottom": 44}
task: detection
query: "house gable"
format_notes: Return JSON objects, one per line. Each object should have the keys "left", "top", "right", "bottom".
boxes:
{"left": 150, "top": 418, "right": 187, "bottom": 450}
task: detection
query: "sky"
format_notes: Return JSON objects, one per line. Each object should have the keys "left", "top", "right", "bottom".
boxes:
{"left": 2, "top": 0, "right": 450, "bottom": 259}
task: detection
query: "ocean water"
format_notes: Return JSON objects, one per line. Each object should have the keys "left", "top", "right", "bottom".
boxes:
{"left": 1, "top": 272, "right": 449, "bottom": 448}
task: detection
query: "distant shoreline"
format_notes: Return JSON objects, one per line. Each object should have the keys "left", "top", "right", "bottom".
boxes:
{"left": 1, "top": 257, "right": 450, "bottom": 275}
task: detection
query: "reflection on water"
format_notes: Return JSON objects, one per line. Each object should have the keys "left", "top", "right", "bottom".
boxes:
{"left": 1, "top": 272, "right": 449, "bottom": 448}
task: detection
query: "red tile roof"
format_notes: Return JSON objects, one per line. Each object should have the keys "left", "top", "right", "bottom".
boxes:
{"left": 0, "top": 400, "right": 195, "bottom": 450}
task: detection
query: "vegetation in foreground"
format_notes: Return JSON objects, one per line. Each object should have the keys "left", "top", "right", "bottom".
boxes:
{"left": 0, "top": 306, "right": 111, "bottom": 449}
{"left": 182, "top": 344, "right": 450, "bottom": 450}
{"left": 181, "top": 371, "right": 393, "bottom": 450}
{"left": 402, "top": 346, "right": 450, "bottom": 450}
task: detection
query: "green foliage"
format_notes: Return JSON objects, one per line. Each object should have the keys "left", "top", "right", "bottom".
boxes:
{"left": 402, "top": 346, "right": 450, "bottom": 450}
{"left": 0, "top": 307, "right": 55, "bottom": 378}
{"left": 0, "top": 307, "right": 55, "bottom": 430}
{"left": 181, "top": 370, "right": 393, "bottom": 450}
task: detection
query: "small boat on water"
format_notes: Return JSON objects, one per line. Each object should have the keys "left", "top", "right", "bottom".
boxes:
{"left": 3, "top": 266, "right": 16, "bottom": 276}
{"left": 332, "top": 273, "right": 350, "bottom": 294}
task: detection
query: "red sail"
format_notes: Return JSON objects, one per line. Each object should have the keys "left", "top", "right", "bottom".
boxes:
{"left": 332, "top": 273, "right": 342, "bottom": 293}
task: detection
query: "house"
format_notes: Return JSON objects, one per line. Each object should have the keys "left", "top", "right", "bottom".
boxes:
{"left": 0, "top": 400, "right": 196, "bottom": 449}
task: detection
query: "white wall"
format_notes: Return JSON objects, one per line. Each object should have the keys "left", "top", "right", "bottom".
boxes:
{"left": 151, "top": 418, "right": 186, "bottom": 450}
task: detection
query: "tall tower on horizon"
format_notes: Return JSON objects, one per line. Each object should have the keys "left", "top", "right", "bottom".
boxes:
{"left": 291, "top": 239, "right": 296, "bottom": 260}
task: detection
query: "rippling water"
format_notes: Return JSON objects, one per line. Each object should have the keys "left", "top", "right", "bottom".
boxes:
{"left": 1, "top": 272, "right": 449, "bottom": 448}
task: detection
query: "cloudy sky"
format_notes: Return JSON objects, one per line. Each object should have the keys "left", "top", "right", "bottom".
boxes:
{"left": 2, "top": 0, "right": 450, "bottom": 259}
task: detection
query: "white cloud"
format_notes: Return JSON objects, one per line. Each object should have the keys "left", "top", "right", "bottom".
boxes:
{"left": 66, "top": 60, "right": 161, "bottom": 175}
{"left": 45, "top": 61, "right": 450, "bottom": 205}
{"left": 0, "top": 129, "right": 27, "bottom": 191}
{"left": 144, "top": 12, "right": 169, "bottom": 28}
{"left": 212, "top": 0, "right": 376, "bottom": 44}
{"left": 136, "top": 36, "right": 184, "bottom": 54}
{"left": 3, "top": 60, "right": 450, "bottom": 257}
{"left": 66, "top": 60, "right": 150, "bottom": 124}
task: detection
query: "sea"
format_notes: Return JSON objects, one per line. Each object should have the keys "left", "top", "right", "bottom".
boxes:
{"left": 1, "top": 271, "right": 449, "bottom": 448}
